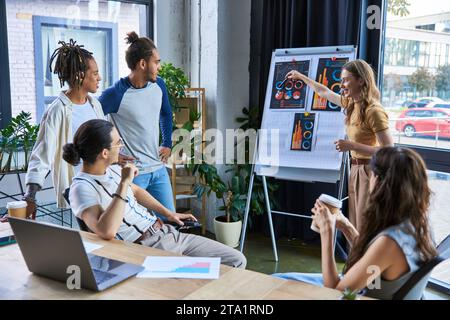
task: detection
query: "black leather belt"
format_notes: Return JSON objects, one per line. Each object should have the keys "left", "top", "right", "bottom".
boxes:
{"left": 351, "top": 158, "right": 370, "bottom": 165}
{"left": 134, "top": 218, "right": 164, "bottom": 243}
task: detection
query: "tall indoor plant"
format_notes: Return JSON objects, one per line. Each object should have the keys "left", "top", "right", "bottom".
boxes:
{"left": 189, "top": 107, "right": 279, "bottom": 247}
{"left": 158, "top": 62, "right": 190, "bottom": 110}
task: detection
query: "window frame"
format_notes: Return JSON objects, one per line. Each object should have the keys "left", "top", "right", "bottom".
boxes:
{"left": 0, "top": 0, "right": 154, "bottom": 128}
{"left": 379, "top": 0, "right": 450, "bottom": 296}
{"left": 0, "top": 0, "right": 12, "bottom": 129}
{"left": 32, "top": 15, "right": 118, "bottom": 122}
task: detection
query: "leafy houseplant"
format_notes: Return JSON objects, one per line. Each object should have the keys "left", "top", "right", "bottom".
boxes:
{"left": 234, "top": 107, "right": 280, "bottom": 227}
{"left": 158, "top": 62, "right": 190, "bottom": 111}
{"left": 159, "top": 61, "right": 279, "bottom": 238}
{"left": 158, "top": 62, "right": 200, "bottom": 138}
{"left": 190, "top": 107, "right": 280, "bottom": 224}
{"left": 186, "top": 107, "right": 279, "bottom": 246}
{"left": 0, "top": 111, "right": 39, "bottom": 173}
{"left": 340, "top": 288, "right": 359, "bottom": 300}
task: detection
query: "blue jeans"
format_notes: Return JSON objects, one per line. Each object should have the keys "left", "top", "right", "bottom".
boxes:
{"left": 133, "top": 167, "right": 175, "bottom": 222}
{"left": 272, "top": 272, "right": 325, "bottom": 287}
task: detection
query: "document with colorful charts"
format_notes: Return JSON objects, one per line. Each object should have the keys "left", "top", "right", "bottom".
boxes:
{"left": 290, "top": 112, "right": 317, "bottom": 152}
{"left": 311, "top": 57, "right": 349, "bottom": 112}
{"left": 270, "top": 59, "right": 310, "bottom": 110}
{"left": 137, "top": 256, "right": 221, "bottom": 279}
{"left": 257, "top": 50, "right": 353, "bottom": 172}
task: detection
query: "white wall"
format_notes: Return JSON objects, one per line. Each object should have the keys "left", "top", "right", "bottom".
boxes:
{"left": 155, "top": 0, "right": 251, "bottom": 232}
{"left": 154, "top": 0, "right": 190, "bottom": 74}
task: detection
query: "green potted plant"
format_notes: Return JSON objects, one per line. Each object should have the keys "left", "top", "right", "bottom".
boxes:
{"left": 340, "top": 288, "right": 360, "bottom": 300}
{"left": 159, "top": 62, "right": 190, "bottom": 109}
{"left": 189, "top": 162, "right": 246, "bottom": 247}
{"left": 0, "top": 111, "right": 39, "bottom": 173}
{"left": 158, "top": 62, "right": 193, "bottom": 126}
{"left": 187, "top": 106, "right": 279, "bottom": 246}
{"left": 214, "top": 174, "right": 248, "bottom": 247}
{"left": 234, "top": 107, "right": 279, "bottom": 229}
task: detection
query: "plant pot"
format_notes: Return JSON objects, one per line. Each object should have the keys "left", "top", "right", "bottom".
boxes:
{"left": 213, "top": 215, "right": 242, "bottom": 248}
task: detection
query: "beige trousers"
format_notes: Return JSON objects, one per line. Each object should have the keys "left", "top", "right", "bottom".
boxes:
{"left": 348, "top": 164, "right": 372, "bottom": 233}
{"left": 140, "top": 224, "right": 247, "bottom": 269}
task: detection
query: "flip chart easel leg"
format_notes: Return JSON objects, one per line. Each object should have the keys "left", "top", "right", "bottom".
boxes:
{"left": 262, "top": 175, "right": 279, "bottom": 262}
{"left": 239, "top": 170, "right": 255, "bottom": 253}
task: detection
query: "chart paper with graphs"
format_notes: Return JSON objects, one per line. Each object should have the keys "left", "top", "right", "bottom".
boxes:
{"left": 256, "top": 46, "right": 357, "bottom": 177}
{"left": 311, "top": 57, "right": 349, "bottom": 112}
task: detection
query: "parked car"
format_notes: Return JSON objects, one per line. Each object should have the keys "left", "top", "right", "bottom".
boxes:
{"left": 402, "top": 100, "right": 414, "bottom": 108}
{"left": 425, "top": 102, "right": 450, "bottom": 109}
{"left": 406, "top": 97, "right": 445, "bottom": 109}
{"left": 395, "top": 108, "right": 450, "bottom": 138}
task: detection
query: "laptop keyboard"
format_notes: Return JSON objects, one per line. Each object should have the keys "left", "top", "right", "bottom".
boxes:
{"left": 92, "top": 269, "right": 116, "bottom": 284}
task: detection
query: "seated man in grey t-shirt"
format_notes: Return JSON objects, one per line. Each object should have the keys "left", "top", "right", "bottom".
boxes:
{"left": 63, "top": 119, "right": 246, "bottom": 269}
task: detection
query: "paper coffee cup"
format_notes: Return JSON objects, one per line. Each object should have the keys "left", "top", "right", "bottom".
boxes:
{"left": 319, "top": 194, "right": 342, "bottom": 213}
{"left": 7, "top": 201, "right": 28, "bottom": 219}
{"left": 310, "top": 194, "right": 342, "bottom": 233}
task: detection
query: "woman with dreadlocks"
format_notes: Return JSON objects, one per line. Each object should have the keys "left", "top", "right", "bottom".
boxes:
{"left": 22, "top": 39, "right": 108, "bottom": 218}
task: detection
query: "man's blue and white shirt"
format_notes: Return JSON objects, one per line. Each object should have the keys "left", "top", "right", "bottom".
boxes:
{"left": 99, "top": 77, "right": 173, "bottom": 173}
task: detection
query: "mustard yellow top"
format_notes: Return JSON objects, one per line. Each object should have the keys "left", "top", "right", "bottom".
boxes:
{"left": 343, "top": 100, "right": 389, "bottom": 160}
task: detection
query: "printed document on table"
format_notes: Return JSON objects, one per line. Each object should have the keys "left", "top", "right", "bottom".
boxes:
{"left": 82, "top": 241, "right": 103, "bottom": 253}
{"left": 137, "top": 256, "right": 221, "bottom": 279}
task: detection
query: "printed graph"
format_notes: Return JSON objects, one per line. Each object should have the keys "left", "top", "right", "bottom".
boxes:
{"left": 137, "top": 256, "right": 221, "bottom": 279}
{"left": 291, "top": 112, "right": 317, "bottom": 151}
{"left": 311, "top": 57, "right": 349, "bottom": 112}
{"left": 270, "top": 60, "right": 310, "bottom": 110}
{"left": 155, "top": 262, "right": 211, "bottom": 274}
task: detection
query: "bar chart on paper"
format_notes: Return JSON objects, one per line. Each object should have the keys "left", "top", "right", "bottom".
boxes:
{"left": 137, "top": 256, "right": 221, "bottom": 279}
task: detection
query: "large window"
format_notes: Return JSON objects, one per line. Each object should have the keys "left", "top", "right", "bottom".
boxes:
{"left": 382, "top": 0, "right": 450, "bottom": 151}
{"left": 382, "top": 0, "right": 450, "bottom": 295}
{"left": 428, "top": 170, "right": 450, "bottom": 294}
{"left": 33, "top": 16, "right": 117, "bottom": 121}
{"left": 3, "top": 0, "right": 151, "bottom": 124}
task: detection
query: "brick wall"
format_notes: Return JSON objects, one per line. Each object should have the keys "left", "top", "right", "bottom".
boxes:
{"left": 6, "top": 0, "right": 144, "bottom": 123}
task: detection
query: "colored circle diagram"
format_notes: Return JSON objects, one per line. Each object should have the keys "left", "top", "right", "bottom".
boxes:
{"left": 304, "top": 121, "right": 313, "bottom": 130}
{"left": 331, "top": 69, "right": 341, "bottom": 82}
{"left": 284, "top": 90, "right": 293, "bottom": 100}
{"left": 294, "top": 80, "right": 304, "bottom": 90}
{"left": 328, "top": 83, "right": 341, "bottom": 110}
{"left": 275, "top": 91, "right": 284, "bottom": 100}
{"left": 285, "top": 80, "right": 294, "bottom": 91}
{"left": 302, "top": 141, "right": 311, "bottom": 150}
{"left": 276, "top": 81, "right": 285, "bottom": 90}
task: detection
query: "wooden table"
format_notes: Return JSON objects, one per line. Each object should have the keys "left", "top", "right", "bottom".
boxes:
{"left": 0, "top": 226, "right": 354, "bottom": 300}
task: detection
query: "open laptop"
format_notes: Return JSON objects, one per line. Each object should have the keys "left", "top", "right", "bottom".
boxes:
{"left": 8, "top": 217, "right": 144, "bottom": 292}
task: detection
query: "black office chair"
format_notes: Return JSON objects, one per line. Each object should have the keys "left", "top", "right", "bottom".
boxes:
{"left": 62, "top": 188, "right": 91, "bottom": 233}
{"left": 392, "top": 234, "right": 450, "bottom": 300}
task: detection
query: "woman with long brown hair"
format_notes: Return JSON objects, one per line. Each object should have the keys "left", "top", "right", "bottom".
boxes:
{"left": 286, "top": 60, "right": 394, "bottom": 232}
{"left": 274, "top": 147, "right": 437, "bottom": 299}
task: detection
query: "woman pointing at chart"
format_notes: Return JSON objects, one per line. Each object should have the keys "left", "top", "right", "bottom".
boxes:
{"left": 286, "top": 59, "right": 393, "bottom": 232}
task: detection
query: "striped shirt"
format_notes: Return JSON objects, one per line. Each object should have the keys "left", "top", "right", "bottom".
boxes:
{"left": 69, "top": 165, "right": 157, "bottom": 242}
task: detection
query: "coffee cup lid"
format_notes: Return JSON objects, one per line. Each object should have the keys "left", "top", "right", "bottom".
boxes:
{"left": 6, "top": 201, "right": 27, "bottom": 209}
{"left": 319, "top": 194, "right": 342, "bottom": 209}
